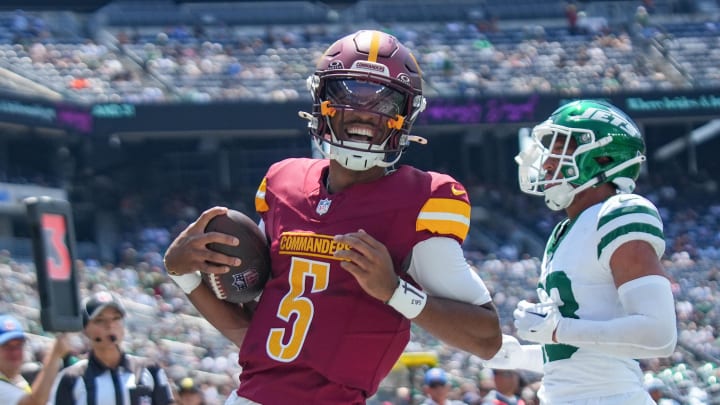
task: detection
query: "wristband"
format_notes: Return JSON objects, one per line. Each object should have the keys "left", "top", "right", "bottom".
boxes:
{"left": 169, "top": 271, "right": 202, "bottom": 295}
{"left": 386, "top": 278, "right": 427, "bottom": 319}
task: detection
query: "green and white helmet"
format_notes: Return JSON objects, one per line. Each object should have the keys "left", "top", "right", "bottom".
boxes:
{"left": 516, "top": 99, "right": 646, "bottom": 210}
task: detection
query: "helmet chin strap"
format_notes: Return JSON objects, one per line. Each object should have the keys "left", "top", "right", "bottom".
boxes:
{"left": 543, "top": 154, "right": 647, "bottom": 211}
{"left": 544, "top": 183, "right": 576, "bottom": 211}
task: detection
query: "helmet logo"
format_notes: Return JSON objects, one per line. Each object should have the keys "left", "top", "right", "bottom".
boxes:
{"left": 575, "top": 107, "right": 641, "bottom": 138}
{"left": 328, "top": 60, "right": 344, "bottom": 70}
{"left": 397, "top": 73, "right": 411, "bottom": 85}
{"left": 351, "top": 61, "right": 389, "bottom": 76}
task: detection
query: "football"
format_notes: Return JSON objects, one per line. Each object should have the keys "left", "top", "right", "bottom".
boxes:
{"left": 203, "top": 209, "right": 271, "bottom": 304}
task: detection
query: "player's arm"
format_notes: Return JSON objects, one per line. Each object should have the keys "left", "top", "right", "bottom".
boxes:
{"left": 335, "top": 231, "right": 501, "bottom": 360}
{"left": 553, "top": 240, "right": 677, "bottom": 358}
{"left": 17, "top": 334, "right": 71, "bottom": 405}
{"left": 518, "top": 198, "right": 677, "bottom": 358}
{"left": 185, "top": 284, "right": 252, "bottom": 347}
{"left": 164, "top": 206, "right": 252, "bottom": 347}
{"left": 407, "top": 237, "right": 502, "bottom": 359}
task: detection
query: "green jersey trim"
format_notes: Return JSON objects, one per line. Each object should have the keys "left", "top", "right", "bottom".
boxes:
{"left": 597, "top": 223, "right": 664, "bottom": 258}
{"left": 597, "top": 205, "right": 661, "bottom": 230}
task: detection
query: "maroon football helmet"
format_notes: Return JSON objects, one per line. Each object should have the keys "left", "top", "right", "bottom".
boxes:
{"left": 301, "top": 30, "right": 427, "bottom": 170}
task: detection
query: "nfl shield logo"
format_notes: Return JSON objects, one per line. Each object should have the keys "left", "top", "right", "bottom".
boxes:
{"left": 316, "top": 198, "right": 332, "bottom": 215}
{"left": 233, "top": 270, "right": 258, "bottom": 290}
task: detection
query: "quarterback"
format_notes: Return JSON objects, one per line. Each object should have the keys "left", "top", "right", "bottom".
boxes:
{"left": 164, "top": 30, "right": 501, "bottom": 404}
{"left": 485, "top": 100, "right": 677, "bottom": 405}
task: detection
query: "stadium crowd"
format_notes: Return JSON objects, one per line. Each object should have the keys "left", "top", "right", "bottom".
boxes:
{"left": 0, "top": 0, "right": 716, "bottom": 103}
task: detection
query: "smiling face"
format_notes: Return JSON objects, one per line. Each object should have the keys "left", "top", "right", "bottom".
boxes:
{"left": 313, "top": 78, "right": 412, "bottom": 171}
{"left": 325, "top": 78, "right": 407, "bottom": 149}
{"left": 326, "top": 106, "right": 392, "bottom": 149}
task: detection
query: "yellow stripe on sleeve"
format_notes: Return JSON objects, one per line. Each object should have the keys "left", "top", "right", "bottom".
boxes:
{"left": 416, "top": 198, "right": 471, "bottom": 241}
{"left": 255, "top": 177, "right": 269, "bottom": 213}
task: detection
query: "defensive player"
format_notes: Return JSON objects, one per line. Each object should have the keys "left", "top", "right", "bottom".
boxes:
{"left": 164, "top": 30, "right": 501, "bottom": 404}
{"left": 485, "top": 100, "right": 677, "bottom": 404}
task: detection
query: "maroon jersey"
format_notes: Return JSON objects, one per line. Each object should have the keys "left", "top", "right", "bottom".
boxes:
{"left": 237, "top": 158, "right": 471, "bottom": 404}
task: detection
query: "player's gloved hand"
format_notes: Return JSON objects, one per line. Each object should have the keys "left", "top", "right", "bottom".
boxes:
{"left": 513, "top": 297, "right": 561, "bottom": 344}
{"left": 482, "top": 334, "right": 525, "bottom": 369}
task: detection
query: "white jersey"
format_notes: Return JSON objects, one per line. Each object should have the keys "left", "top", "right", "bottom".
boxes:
{"left": 537, "top": 193, "right": 665, "bottom": 403}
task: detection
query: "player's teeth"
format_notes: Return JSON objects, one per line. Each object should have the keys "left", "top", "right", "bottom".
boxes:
{"left": 347, "top": 127, "right": 373, "bottom": 137}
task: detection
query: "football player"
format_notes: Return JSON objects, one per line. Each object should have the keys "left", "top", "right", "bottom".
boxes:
{"left": 164, "top": 30, "right": 501, "bottom": 404}
{"left": 485, "top": 100, "right": 677, "bottom": 405}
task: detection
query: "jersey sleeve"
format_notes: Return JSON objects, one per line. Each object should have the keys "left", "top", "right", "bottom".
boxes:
{"left": 255, "top": 175, "right": 269, "bottom": 214}
{"left": 596, "top": 194, "right": 665, "bottom": 271}
{"left": 408, "top": 237, "right": 491, "bottom": 305}
{"left": 415, "top": 174, "right": 471, "bottom": 244}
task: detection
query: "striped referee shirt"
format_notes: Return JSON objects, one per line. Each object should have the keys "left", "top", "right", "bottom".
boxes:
{"left": 51, "top": 352, "right": 174, "bottom": 405}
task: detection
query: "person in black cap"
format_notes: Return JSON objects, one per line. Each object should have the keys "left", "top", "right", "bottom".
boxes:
{"left": 0, "top": 313, "right": 72, "bottom": 405}
{"left": 50, "top": 291, "right": 175, "bottom": 405}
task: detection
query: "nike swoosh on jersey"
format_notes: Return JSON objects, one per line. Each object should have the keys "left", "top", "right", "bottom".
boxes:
{"left": 451, "top": 184, "right": 466, "bottom": 196}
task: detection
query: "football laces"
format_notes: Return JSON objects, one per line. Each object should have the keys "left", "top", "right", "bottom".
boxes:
{"left": 207, "top": 274, "right": 227, "bottom": 299}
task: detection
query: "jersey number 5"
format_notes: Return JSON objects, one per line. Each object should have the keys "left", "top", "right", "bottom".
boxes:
{"left": 266, "top": 257, "right": 329, "bottom": 362}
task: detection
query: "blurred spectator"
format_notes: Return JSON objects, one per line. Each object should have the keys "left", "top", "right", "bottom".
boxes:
{"left": 0, "top": 314, "right": 72, "bottom": 405}
{"left": 176, "top": 377, "right": 205, "bottom": 405}
{"left": 481, "top": 369, "right": 525, "bottom": 405}
{"left": 565, "top": 3, "right": 579, "bottom": 35}
{"left": 635, "top": 6, "right": 650, "bottom": 28}
{"left": 644, "top": 378, "right": 680, "bottom": 404}
{"left": 420, "top": 367, "right": 465, "bottom": 405}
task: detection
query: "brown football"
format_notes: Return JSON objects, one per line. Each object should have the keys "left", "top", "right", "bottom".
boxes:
{"left": 203, "top": 209, "right": 270, "bottom": 304}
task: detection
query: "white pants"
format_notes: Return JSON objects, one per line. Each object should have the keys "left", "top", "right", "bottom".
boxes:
{"left": 540, "top": 390, "right": 656, "bottom": 405}
{"left": 224, "top": 390, "right": 262, "bottom": 405}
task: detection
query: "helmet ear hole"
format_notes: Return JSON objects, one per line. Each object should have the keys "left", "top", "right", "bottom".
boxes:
{"left": 595, "top": 156, "right": 614, "bottom": 166}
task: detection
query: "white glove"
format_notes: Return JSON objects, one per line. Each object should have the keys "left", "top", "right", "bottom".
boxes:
{"left": 482, "top": 334, "right": 545, "bottom": 374}
{"left": 483, "top": 334, "right": 525, "bottom": 369}
{"left": 513, "top": 299, "right": 561, "bottom": 344}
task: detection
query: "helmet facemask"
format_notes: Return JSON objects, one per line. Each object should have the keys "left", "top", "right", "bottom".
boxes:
{"left": 319, "top": 78, "right": 409, "bottom": 170}
{"left": 517, "top": 123, "right": 592, "bottom": 210}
